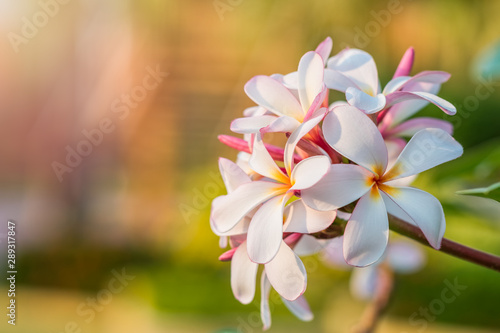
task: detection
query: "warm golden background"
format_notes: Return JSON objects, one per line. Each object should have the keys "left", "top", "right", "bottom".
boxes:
{"left": 0, "top": 0, "right": 499, "bottom": 332}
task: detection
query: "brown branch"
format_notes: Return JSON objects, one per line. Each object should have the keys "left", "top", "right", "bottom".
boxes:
{"left": 315, "top": 215, "right": 500, "bottom": 273}
{"left": 388, "top": 216, "right": 500, "bottom": 272}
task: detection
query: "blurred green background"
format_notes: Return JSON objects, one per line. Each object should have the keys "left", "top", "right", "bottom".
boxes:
{"left": 0, "top": 0, "right": 499, "bottom": 332}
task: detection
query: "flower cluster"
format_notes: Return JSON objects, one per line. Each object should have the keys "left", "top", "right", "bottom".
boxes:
{"left": 210, "top": 37, "right": 463, "bottom": 329}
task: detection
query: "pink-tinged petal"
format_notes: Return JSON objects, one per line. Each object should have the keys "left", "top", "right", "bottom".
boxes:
{"left": 382, "top": 76, "right": 411, "bottom": 95}
{"left": 282, "top": 295, "right": 314, "bottom": 321}
{"left": 229, "top": 234, "right": 247, "bottom": 248}
{"left": 327, "top": 48, "right": 379, "bottom": 95}
{"left": 265, "top": 241, "right": 307, "bottom": 301}
{"left": 284, "top": 200, "right": 336, "bottom": 234}
{"left": 293, "top": 235, "right": 329, "bottom": 256}
{"left": 243, "top": 106, "right": 268, "bottom": 117}
{"left": 381, "top": 186, "right": 445, "bottom": 249}
{"left": 219, "top": 135, "right": 302, "bottom": 164}
{"left": 315, "top": 36, "right": 333, "bottom": 65}
{"left": 247, "top": 194, "right": 291, "bottom": 264}
{"left": 380, "top": 82, "right": 441, "bottom": 128}
{"left": 384, "top": 117, "right": 453, "bottom": 138}
{"left": 290, "top": 156, "right": 330, "bottom": 190}
{"left": 250, "top": 133, "right": 289, "bottom": 183}
{"left": 219, "top": 158, "right": 251, "bottom": 193}
{"left": 324, "top": 69, "right": 359, "bottom": 92}
{"left": 245, "top": 75, "right": 304, "bottom": 120}
{"left": 346, "top": 87, "right": 386, "bottom": 114}
{"left": 323, "top": 105, "right": 388, "bottom": 174}
{"left": 386, "top": 241, "right": 426, "bottom": 273}
{"left": 260, "top": 115, "right": 301, "bottom": 134}
{"left": 219, "top": 247, "right": 237, "bottom": 261}
{"left": 385, "top": 91, "right": 456, "bottom": 115}
{"left": 231, "top": 242, "right": 259, "bottom": 304}
{"left": 284, "top": 109, "right": 327, "bottom": 175}
{"left": 393, "top": 47, "right": 414, "bottom": 78}
{"left": 230, "top": 115, "right": 277, "bottom": 134}
{"left": 343, "top": 189, "right": 389, "bottom": 267}
{"left": 384, "top": 128, "right": 463, "bottom": 181}
{"left": 401, "top": 70, "right": 451, "bottom": 87}
{"left": 302, "top": 164, "right": 373, "bottom": 211}
{"left": 260, "top": 273, "right": 273, "bottom": 330}
{"left": 304, "top": 86, "right": 328, "bottom": 120}
{"left": 298, "top": 51, "right": 325, "bottom": 113}
{"left": 211, "top": 181, "right": 288, "bottom": 233}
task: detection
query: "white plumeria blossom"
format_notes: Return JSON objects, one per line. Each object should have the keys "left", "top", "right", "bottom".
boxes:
{"left": 230, "top": 40, "right": 331, "bottom": 135}
{"left": 229, "top": 234, "right": 325, "bottom": 329}
{"left": 211, "top": 111, "right": 334, "bottom": 264}
{"left": 301, "top": 105, "right": 463, "bottom": 267}
{"left": 324, "top": 48, "right": 457, "bottom": 115}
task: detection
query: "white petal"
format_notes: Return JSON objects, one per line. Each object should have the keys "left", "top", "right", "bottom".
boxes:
{"left": 260, "top": 273, "right": 272, "bottom": 330}
{"left": 210, "top": 181, "right": 288, "bottom": 233}
{"left": 298, "top": 51, "right": 325, "bottom": 113}
{"left": 346, "top": 87, "right": 386, "bottom": 114}
{"left": 284, "top": 200, "right": 336, "bottom": 233}
{"left": 382, "top": 76, "right": 411, "bottom": 95}
{"left": 385, "top": 91, "right": 456, "bottom": 115}
{"left": 247, "top": 194, "right": 290, "bottom": 264}
{"left": 398, "top": 71, "right": 451, "bottom": 89}
{"left": 283, "top": 109, "right": 327, "bottom": 175}
{"left": 384, "top": 117, "right": 453, "bottom": 138}
{"left": 349, "top": 266, "right": 378, "bottom": 300}
{"left": 282, "top": 71, "right": 299, "bottom": 90}
{"left": 293, "top": 234, "right": 329, "bottom": 256}
{"left": 315, "top": 36, "right": 333, "bottom": 64}
{"left": 343, "top": 189, "right": 389, "bottom": 267}
{"left": 231, "top": 242, "right": 258, "bottom": 304}
{"left": 324, "top": 69, "right": 359, "bottom": 92}
{"left": 243, "top": 106, "right": 269, "bottom": 117}
{"left": 282, "top": 295, "right": 314, "bottom": 321}
{"left": 290, "top": 156, "right": 330, "bottom": 190}
{"left": 213, "top": 215, "right": 251, "bottom": 237}
{"left": 380, "top": 81, "right": 441, "bottom": 127}
{"left": 323, "top": 105, "right": 388, "bottom": 174}
{"left": 382, "top": 186, "right": 445, "bottom": 249}
{"left": 260, "top": 115, "right": 301, "bottom": 134}
{"left": 230, "top": 115, "right": 277, "bottom": 134}
{"left": 386, "top": 241, "right": 426, "bottom": 273}
{"left": 219, "top": 236, "right": 228, "bottom": 248}
{"left": 265, "top": 241, "right": 307, "bottom": 301}
{"left": 219, "top": 158, "right": 251, "bottom": 193}
{"left": 384, "top": 128, "right": 463, "bottom": 181}
{"left": 250, "top": 133, "right": 289, "bottom": 183}
{"left": 381, "top": 190, "right": 416, "bottom": 225}
{"left": 301, "top": 164, "right": 373, "bottom": 211}
{"left": 245, "top": 75, "right": 304, "bottom": 120}
{"left": 327, "top": 48, "right": 379, "bottom": 95}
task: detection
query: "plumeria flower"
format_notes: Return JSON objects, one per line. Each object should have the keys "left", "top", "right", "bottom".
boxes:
{"left": 323, "top": 237, "right": 426, "bottom": 300}
{"left": 324, "top": 48, "right": 457, "bottom": 115}
{"left": 377, "top": 48, "right": 454, "bottom": 159}
{"left": 211, "top": 111, "right": 334, "bottom": 264}
{"left": 224, "top": 232, "right": 327, "bottom": 329}
{"left": 230, "top": 49, "right": 327, "bottom": 134}
{"left": 301, "top": 105, "right": 463, "bottom": 266}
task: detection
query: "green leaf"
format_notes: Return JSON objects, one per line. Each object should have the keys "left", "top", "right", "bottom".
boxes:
{"left": 456, "top": 182, "right": 500, "bottom": 202}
